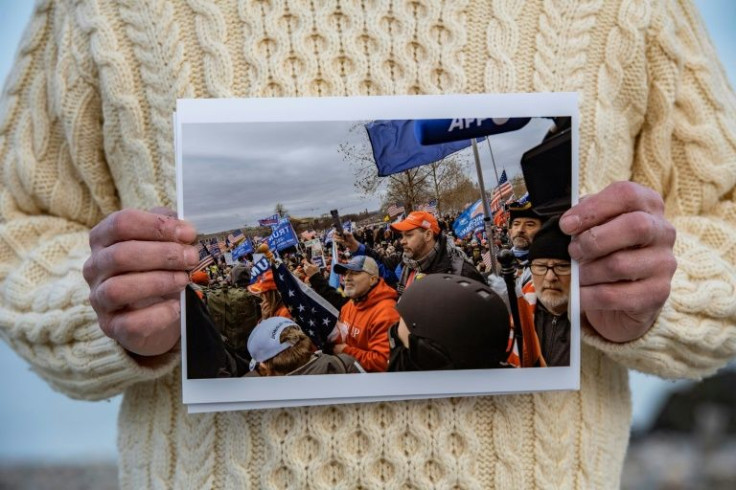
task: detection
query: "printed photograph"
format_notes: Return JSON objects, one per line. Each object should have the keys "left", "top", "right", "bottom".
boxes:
{"left": 176, "top": 94, "right": 579, "bottom": 408}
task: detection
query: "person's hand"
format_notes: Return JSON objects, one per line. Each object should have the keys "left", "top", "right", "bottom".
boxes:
{"left": 560, "top": 181, "right": 677, "bottom": 343}
{"left": 334, "top": 231, "right": 360, "bottom": 252}
{"left": 83, "top": 208, "right": 199, "bottom": 357}
{"left": 333, "top": 343, "right": 347, "bottom": 354}
{"left": 302, "top": 260, "right": 320, "bottom": 278}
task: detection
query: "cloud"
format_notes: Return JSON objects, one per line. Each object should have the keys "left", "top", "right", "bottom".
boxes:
{"left": 182, "top": 121, "right": 380, "bottom": 233}
{"left": 181, "top": 117, "right": 555, "bottom": 234}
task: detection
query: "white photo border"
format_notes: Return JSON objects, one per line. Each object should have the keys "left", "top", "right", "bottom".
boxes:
{"left": 176, "top": 93, "right": 580, "bottom": 409}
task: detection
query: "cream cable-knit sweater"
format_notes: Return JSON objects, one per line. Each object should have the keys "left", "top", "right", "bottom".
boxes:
{"left": 1, "top": 1, "right": 735, "bottom": 488}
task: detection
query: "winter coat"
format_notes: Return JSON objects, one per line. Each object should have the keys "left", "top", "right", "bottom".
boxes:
{"left": 334, "top": 279, "right": 399, "bottom": 372}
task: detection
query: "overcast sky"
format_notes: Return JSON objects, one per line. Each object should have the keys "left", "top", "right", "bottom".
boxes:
{"left": 182, "top": 117, "right": 553, "bottom": 234}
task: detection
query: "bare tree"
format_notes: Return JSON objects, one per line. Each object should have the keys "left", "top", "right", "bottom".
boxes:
{"left": 274, "top": 202, "right": 288, "bottom": 217}
{"left": 338, "top": 122, "right": 470, "bottom": 213}
{"left": 337, "top": 122, "right": 387, "bottom": 195}
{"left": 510, "top": 174, "right": 527, "bottom": 200}
{"left": 425, "top": 156, "right": 471, "bottom": 216}
{"left": 442, "top": 176, "right": 480, "bottom": 216}
{"left": 383, "top": 167, "right": 433, "bottom": 213}
{"left": 338, "top": 122, "right": 436, "bottom": 203}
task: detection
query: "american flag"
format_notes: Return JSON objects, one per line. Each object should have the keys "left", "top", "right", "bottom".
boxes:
{"left": 271, "top": 262, "right": 339, "bottom": 350}
{"left": 194, "top": 243, "right": 215, "bottom": 271}
{"left": 482, "top": 250, "right": 493, "bottom": 270}
{"left": 387, "top": 203, "right": 405, "bottom": 217}
{"left": 416, "top": 199, "right": 438, "bottom": 215}
{"left": 207, "top": 237, "right": 227, "bottom": 258}
{"left": 491, "top": 170, "right": 514, "bottom": 212}
{"left": 227, "top": 229, "right": 245, "bottom": 246}
{"left": 258, "top": 214, "right": 280, "bottom": 227}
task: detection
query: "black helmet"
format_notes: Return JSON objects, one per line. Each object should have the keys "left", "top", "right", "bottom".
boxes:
{"left": 396, "top": 274, "right": 510, "bottom": 370}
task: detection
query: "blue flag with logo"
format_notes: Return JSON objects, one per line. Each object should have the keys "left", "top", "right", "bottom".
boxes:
{"left": 452, "top": 199, "right": 486, "bottom": 238}
{"left": 267, "top": 218, "right": 299, "bottom": 251}
{"left": 271, "top": 263, "right": 339, "bottom": 350}
{"left": 413, "top": 117, "right": 531, "bottom": 145}
{"left": 249, "top": 256, "right": 271, "bottom": 284}
{"left": 365, "top": 120, "right": 476, "bottom": 176}
{"left": 231, "top": 238, "right": 254, "bottom": 261}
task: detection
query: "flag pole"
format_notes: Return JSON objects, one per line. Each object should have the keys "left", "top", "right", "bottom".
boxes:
{"left": 471, "top": 138, "right": 498, "bottom": 274}
{"left": 485, "top": 136, "right": 501, "bottom": 186}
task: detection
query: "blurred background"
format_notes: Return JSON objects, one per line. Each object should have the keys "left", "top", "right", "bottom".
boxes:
{"left": 0, "top": 1, "right": 734, "bottom": 489}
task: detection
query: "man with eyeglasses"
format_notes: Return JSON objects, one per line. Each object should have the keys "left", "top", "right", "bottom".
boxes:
{"left": 515, "top": 217, "right": 572, "bottom": 367}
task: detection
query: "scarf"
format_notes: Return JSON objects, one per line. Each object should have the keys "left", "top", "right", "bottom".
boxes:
{"left": 402, "top": 237, "right": 442, "bottom": 272}
{"left": 511, "top": 246, "right": 528, "bottom": 259}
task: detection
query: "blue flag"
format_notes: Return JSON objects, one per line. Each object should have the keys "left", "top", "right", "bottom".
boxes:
{"left": 267, "top": 218, "right": 299, "bottom": 251}
{"left": 413, "top": 117, "right": 531, "bottom": 145}
{"left": 365, "top": 120, "right": 476, "bottom": 176}
{"left": 258, "top": 214, "right": 280, "bottom": 227}
{"left": 453, "top": 199, "right": 486, "bottom": 238}
{"left": 249, "top": 256, "right": 270, "bottom": 284}
{"left": 328, "top": 239, "right": 341, "bottom": 289}
{"left": 271, "top": 263, "right": 339, "bottom": 350}
{"left": 231, "top": 238, "right": 254, "bottom": 261}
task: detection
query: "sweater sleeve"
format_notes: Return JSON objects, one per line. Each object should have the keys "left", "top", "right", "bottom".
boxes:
{"left": 0, "top": 3, "right": 178, "bottom": 400}
{"left": 582, "top": 0, "right": 736, "bottom": 379}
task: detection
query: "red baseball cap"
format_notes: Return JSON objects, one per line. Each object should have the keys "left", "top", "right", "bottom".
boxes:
{"left": 390, "top": 211, "right": 440, "bottom": 235}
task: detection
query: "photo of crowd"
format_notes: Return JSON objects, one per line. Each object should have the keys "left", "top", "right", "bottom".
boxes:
{"left": 181, "top": 114, "right": 574, "bottom": 381}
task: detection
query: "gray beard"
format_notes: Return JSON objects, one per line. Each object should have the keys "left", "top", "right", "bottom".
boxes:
{"left": 538, "top": 291, "right": 568, "bottom": 315}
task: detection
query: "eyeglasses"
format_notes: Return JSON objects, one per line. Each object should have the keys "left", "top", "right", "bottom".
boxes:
{"left": 530, "top": 262, "right": 572, "bottom": 276}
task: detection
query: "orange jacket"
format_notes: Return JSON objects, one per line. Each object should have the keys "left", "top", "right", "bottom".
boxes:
{"left": 335, "top": 279, "right": 399, "bottom": 372}
{"left": 273, "top": 304, "right": 292, "bottom": 320}
{"left": 507, "top": 280, "right": 546, "bottom": 368}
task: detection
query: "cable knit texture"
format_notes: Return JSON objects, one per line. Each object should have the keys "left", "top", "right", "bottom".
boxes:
{"left": 1, "top": 0, "right": 734, "bottom": 488}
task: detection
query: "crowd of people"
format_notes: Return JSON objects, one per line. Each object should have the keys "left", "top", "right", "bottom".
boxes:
{"left": 188, "top": 202, "right": 572, "bottom": 377}
{"left": 5, "top": 1, "right": 729, "bottom": 486}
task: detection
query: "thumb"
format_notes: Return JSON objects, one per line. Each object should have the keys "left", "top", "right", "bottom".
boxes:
{"left": 150, "top": 207, "right": 177, "bottom": 218}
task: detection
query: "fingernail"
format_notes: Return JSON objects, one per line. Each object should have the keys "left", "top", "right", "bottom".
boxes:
{"left": 185, "top": 247, "right": 199, "bottom": 267}
{"left": 568, "top": 240, "right": 582, "bottom": 261}
{"left": 175, "top": 224, "right": 195, "bottom": 242}
{"left": 559, "top": 214, "right": 580, "bottom": 234}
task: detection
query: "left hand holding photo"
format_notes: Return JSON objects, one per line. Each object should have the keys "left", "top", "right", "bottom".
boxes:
{"left": 560, "top": 181, "right": 677, "bottom": 343}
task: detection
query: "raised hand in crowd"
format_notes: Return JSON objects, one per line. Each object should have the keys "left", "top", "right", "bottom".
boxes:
{"left": 560, "top": 181, "right": 677, "bottom": 343}
{"left": 82, "top": 208, "right": 199, "bottom": 357}
{"left": 302, "top": 260, "right": 320, "bottom": 279}
{"left": 334, "top": 231, "right": 360, "bottom": 252}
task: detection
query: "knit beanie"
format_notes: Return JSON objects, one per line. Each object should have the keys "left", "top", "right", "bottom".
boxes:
{"left": 528, "top": 216, "right": 570, "bottom": 262}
